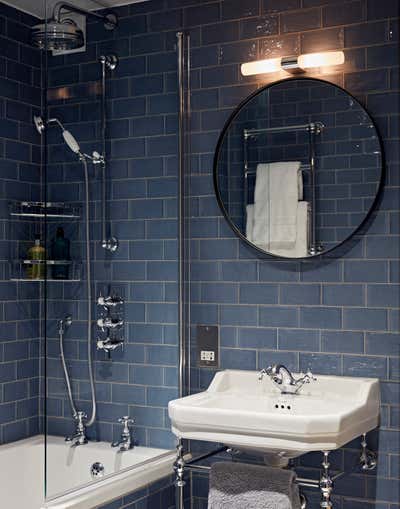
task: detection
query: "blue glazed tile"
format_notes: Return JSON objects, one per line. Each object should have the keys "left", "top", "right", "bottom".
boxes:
{"left": 201, "top": 283, "right": 237, "bottom": 304}
{"left": 299, "top": 353, "right": 342, "bottom": 376}
{"left": 220, "top": 348, "right": 257, "bottom": 370}
{"left": 367, "top": 284, "right": 400, "bottom": 308}
{"left": 343, "top": 355, "right": 387, "bottom": 378}
{"left": 300, "top": 260, "right": 342, "bottom": 282}
{"left": 191, "top": 303, "right": 218, "bottom": 325}
{"left": 344, "top": 308, "right": 387, "bottom": 331}
{"left": 147, "top": 387, "right": 178, "bottom": 406}
{"left": 129, "top": 240, "right": 164, "bottom": 260}
{"left": 344, "top": 260, "right": 388, "bottom": 283}
{"left": 221, "top": 261, "right": 257, "bottom": 281}
{"left": 259, "top": 262, "right": 300, "bottom": 282}
{"left": 300, "top": 307, "right": 342, "bottom": 329}
{"left": 366, "top": 236, "right": 400, "bottom": 259}
{"left": 112, "top": 384, "right": 146, "bottom": 405}
{"left": 129, "top": 324, "right": 163, "bottom": 344}
{"left": 199, "top": 239, "right": 238, "bottom": 260}
{"left": 147, "top": 303, "right": 178, "bottom": 324}
{"left": 322, "top": 284, "right": 365, "bottom": 306}
{"left": 221, "top": 0, "right": 259, "bottom": 20}
{"left": 146, "top": 345, "right": 178, "bottom": 366}
{"left": 238, "top": 327, "right": 277, "bottom": 349}
{"left": 184, "top": 2, "right": 220, "bottom": 27}
{"left": 366, "top": 333, "right": 400, "bottom": 356}
{"left": 239, "top": 284, "right": 278, "bottom": 304}
{"left": 259, "top": 306, "right": 298, "bottom": 328}
{"left": 280, "top": 284, "right": 321, "bottom": 305}
{"left": 4, "top": 380, "right": 28, "bottom": 402}
{"left": 220, "top": 305, "right": 257, "bottom": 326}
{"left": 278, "top": 329, "right": 320, "bottom": 352}
{"left": 147, "top": 262, "right": 178, "bottom": 281}
{"left": 321, "top": 331, "right": 364, "bottom": 354}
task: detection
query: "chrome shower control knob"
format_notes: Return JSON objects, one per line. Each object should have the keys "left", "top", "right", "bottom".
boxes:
{"left": 97, "top": 295, "right": 124, "bottom": 307}
{"left": 97, "top": 317, "right": 124, "bottom": 330}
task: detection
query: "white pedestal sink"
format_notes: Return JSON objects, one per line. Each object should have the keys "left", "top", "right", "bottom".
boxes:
{"left": 169, "top": 369, "right": 380, "bottom": 460}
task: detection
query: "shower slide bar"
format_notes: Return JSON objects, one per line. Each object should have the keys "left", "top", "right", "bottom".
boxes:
{"left": 243, "top": 121, "right": 324, "bottom": 255}
{"left": 174, "top": 434, "right": 377, "bottom": 509}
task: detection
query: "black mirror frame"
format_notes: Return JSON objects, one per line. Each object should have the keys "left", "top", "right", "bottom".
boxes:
{"left": 213, "top": 76, "right": 385, "bottom": 260}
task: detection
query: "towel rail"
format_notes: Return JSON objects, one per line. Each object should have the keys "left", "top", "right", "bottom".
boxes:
{"left": 243, "top": 121, "right": 324, "bottom": 256}
{"left": 174, "top": 433, "right": 377, "bottom": 509}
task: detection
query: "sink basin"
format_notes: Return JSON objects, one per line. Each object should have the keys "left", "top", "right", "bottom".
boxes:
{"left": 169, "top": 370, "right": 380, "bottom": 459}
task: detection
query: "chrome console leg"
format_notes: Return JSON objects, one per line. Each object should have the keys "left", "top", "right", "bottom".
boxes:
{"left": 174, "top": 440, "right": 185, "bottom": 509}
{"left": 320, "top": 452, "right": 333, "bottom": 509}
{"left": 360, "top": 433, "right": 377, "bottom": 471}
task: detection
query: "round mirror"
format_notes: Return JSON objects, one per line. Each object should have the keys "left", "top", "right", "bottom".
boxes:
{"left": 214, "top": 78, "right": 383, "bottom": 259}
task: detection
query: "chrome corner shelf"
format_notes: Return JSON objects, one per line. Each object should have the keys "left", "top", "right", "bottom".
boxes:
{"left": 9, "top": 201, "right": 81, "bottom": 219}
{"left": 10, "top": 260, "right": 82, "bottom": 282}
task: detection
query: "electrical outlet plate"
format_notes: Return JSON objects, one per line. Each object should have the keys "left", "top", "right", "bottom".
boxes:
{"left": 197, "top": 325, "right": 219, "bottom": 367}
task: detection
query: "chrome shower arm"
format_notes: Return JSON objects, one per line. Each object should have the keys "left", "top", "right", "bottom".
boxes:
{"left": 52, "top": 2, "right": 117, "bottom": 29}
{"left": 48, "top": 117, "right": 66, "bottom": 131}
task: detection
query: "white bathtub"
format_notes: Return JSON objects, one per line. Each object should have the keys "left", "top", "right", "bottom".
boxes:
{"left": 1, "top": 435, "right": 175, "bottom": 509}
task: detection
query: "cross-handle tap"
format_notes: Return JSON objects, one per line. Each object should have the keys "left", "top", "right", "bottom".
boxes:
{"left": 259, "top": 364, "right": 317, "bottom": 394}
{"left": 111, "top": 416, "right": 134, "bottom": 452}
{"left": 97, "top": 317, "right": 124, "bottom": 331}
{"left": 65, "top": 411, "right": 88, "bottom": 446}
{"left": 97, "top": 294, "right": 124, "bottom": 308}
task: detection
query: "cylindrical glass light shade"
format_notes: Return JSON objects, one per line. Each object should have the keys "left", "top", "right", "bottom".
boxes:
{"left": 297, "top": 51, "right": 345, "bottom": 69}
{"left": 241, "top": 58, "right": 281, "bottom": 76}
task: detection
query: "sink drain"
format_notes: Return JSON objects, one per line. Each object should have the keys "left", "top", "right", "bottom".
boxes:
{"left": 90, "top": 462, "right": 105, "bottom": 479}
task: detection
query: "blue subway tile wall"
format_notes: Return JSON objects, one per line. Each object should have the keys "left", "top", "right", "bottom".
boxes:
{"left": 183, "top": 0, "right": 399, "bottom": 508}
{"left": 96, "top": 474, "right": 176, "bottom": 509}
{"left": 0, "top": 2, "right": 42, "bottom": 444}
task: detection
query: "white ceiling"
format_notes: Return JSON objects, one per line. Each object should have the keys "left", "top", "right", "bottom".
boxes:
{"left": 2, "top": 0, "right": 147, "bottom": 19}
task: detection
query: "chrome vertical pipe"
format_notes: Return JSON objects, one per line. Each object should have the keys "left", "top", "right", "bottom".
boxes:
{"left": 309, "top": 125, "right": 316, "bottom": 255}
{"left": 177, "top": 32, "right": 190, "bottom": 399}
{"left": 99, "top": 55, "right": 118, "bottom": 252}
{"left": 99, "top": 56, "right": 108, "bottom": 251}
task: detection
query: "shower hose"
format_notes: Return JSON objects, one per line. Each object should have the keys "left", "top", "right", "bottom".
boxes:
{"left": 58, "top": 157, "right": 96, "bottom": 427}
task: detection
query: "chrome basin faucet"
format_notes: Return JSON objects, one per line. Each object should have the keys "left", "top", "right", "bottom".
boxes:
{"left": 259, "top": 364, "right": 317, "bottom": 395}
{"left": 112, "top": 416, "right": 134, "bottom": 452}
{"left": 65, "top": 411, "right": 88, "bottom": 446}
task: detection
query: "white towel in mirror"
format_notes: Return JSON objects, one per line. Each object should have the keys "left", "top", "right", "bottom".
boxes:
{"left": 253, "top": 161, "right": 302, "bottom": 249}
{"left": 246, "top": 204, "right": 254, "bottom": 242}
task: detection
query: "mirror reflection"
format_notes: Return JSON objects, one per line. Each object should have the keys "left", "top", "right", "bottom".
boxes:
{"left": 215, "top": 78, "right": 383, "bottom": 258}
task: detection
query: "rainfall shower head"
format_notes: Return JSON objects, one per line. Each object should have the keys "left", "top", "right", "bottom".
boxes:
{"left": 34, "top": 115, "right": 82, "bottom": 155}
{"left": 31, "top": 19, "right": 84, "bottom": 51}
{"left": 31, "top": 2, "right": 117, "bottom": 51}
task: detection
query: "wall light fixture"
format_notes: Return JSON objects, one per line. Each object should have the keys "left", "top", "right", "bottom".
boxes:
{"left": 241, "top": 51, "right": 345, "bottom": 76}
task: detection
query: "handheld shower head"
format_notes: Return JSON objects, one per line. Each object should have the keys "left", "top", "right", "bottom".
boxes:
{"left": 62, "top": 130, "right": 81, "bottom": 154}
{"left": 33, "top": 115, "right": 82, "bottom": 156}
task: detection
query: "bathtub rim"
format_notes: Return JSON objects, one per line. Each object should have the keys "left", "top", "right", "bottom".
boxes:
{"left": 0, "top": 434, "right": 175, "bottom": 509}
{"left": 45, "top": 435, "right": 174, "bottom": 502}
{"left": 42, "top": 447, "right": 175, "bottom": 509}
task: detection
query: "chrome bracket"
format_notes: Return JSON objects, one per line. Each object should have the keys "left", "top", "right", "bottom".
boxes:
{"left": 174, "top": 440, "right": 186, "bottom": 509}
{"left": 102, "top": 237, "right": 118, "bottom": 252}
{"left": 320, "top": 452, "right": 333, "bottom": 509}
{"left": 360, "top": 433, "right": 377, "bottom": 471}
{"left": 174, "top": 441, "right": 186, "bottom": 488}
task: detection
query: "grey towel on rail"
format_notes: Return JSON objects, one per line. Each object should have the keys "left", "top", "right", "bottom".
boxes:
{"left": 207, "top": 461, "right": 301, "bottom": 509}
